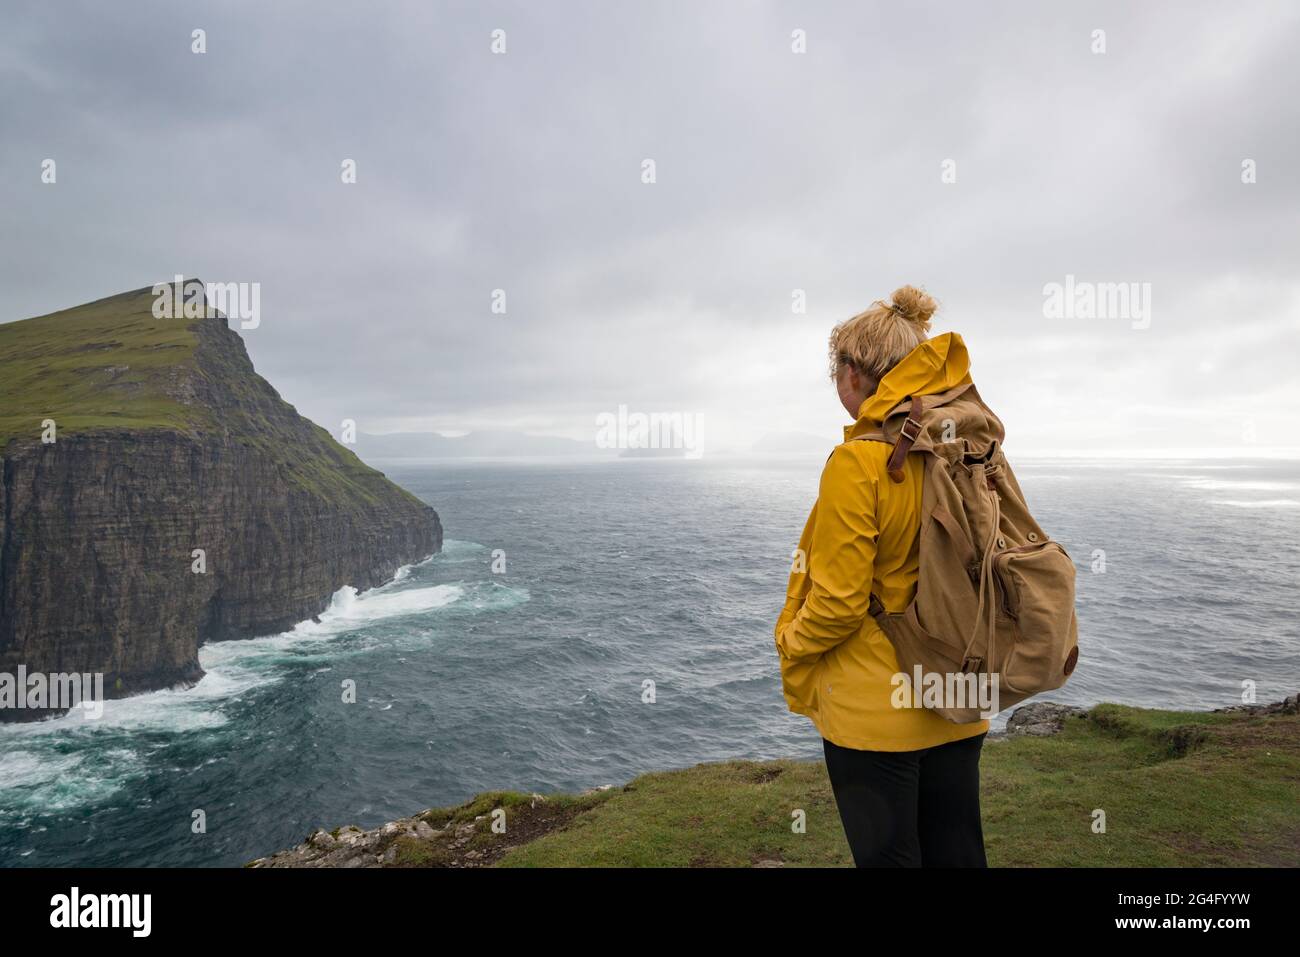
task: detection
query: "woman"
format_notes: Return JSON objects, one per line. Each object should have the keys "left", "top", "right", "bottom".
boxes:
{"left": 774, "top": 285, "right": 990, "bottom": 867}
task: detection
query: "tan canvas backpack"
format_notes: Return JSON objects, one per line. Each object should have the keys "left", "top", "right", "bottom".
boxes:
{"left": 853, "top": 383, "right": 1080, "bottom": 723}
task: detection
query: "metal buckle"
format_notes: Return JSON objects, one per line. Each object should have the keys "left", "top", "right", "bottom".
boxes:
{"left": 961, "top": 656, "right": 984, "bottom": 674}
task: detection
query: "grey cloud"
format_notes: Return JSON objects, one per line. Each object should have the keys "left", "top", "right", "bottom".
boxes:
{"left": 2, "top": 0, "right": 1297, "bottom": 451}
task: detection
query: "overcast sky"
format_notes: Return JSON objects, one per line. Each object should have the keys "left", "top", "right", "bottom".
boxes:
{"left": 3, "top": 0, "right": 1298, "bottom": 455}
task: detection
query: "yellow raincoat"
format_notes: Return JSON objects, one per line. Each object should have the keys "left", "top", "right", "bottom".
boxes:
{"left": 775, "top": 332, "right": 991, "bottom": 751}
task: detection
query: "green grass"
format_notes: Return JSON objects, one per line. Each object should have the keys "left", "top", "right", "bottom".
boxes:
{"left": 499, "top": 759, "right": 848, "bottom": 867}
{"left": 476, "top": 704, "right": 1299, "bottom": 867}
{"left": 0, "top": 284, "right": 429, "bottom": 512}
{"left": 0, "top": 286, "right": 212, "bottom": 446}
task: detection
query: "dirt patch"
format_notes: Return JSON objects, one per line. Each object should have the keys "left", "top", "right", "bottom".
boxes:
{"left": 1170, "top": 825, "right": 1300, "bottom": 867}
{"left": 1205, "top": 714, "right": 1300, "bottom": 755}
{"left": 1160, "top": 724, "right": 1210, "bottom": 757}
{"left": 747, "top": 766, "right": 785, "bottom": 784}
{"left": 391, "top": 798, "right": 601, "bottom": 868}
{"left": 250, "top": 793, "right": 608, "bottom": 868}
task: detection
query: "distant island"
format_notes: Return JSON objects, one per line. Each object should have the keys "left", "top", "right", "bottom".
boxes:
{"left": 352, "top": 428, "right": 839, "bottom": 461}
{"left": 0, "top": 283, "right": 441, "bottom": 721}
{"left": 749, "top": 431, "right": 839, "bottom": 457}
{"left": 354, "top": 430, "right": 608, "bottom": 459}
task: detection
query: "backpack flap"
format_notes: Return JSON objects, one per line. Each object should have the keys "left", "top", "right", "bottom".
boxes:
{"left": 853, "top": 382, "right": 1079, "bottom": 723}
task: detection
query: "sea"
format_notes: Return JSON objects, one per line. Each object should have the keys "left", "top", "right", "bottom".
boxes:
{"left": 1, "top": 456, "right": 1297, "bottom": 867}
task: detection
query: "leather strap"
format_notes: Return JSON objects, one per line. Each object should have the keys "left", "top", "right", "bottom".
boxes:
{"left": 885, "top": 395, "right": 924, "bottom": 483}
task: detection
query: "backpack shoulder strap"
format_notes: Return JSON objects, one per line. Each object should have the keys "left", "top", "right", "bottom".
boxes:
{"left": 847, "top": 395, "right": 923, "bottom": 484}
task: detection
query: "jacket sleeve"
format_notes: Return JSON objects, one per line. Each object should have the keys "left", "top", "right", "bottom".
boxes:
{"left": 775, "top": 444, "right": 879, "bottom": 662}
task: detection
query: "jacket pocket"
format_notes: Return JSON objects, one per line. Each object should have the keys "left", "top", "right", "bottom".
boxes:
{"left": 779, "top": 654, "right": 822, "bottom": 714}
{"left": 776, "top": 620, "right": 822, "bottom": 714}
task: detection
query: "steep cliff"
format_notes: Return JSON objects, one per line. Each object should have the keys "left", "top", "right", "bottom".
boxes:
{"left": 0, "top": 285, "right": 442, "bottom": 720}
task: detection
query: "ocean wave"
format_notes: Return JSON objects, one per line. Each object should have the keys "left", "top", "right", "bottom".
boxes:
{"left": 0, "top": 745, "right": 147, "bottom": 823}
{"left": 0, "top": 564, "right": 513, "bottom": 824}
{"left": 0, "top": 563, "right": 480, "bottom": 746}
{"left": 389, "top": 541, "right": 484, "bottom": 581}
{"left": 311, "top": 582, "right": 466, "bottom": 627}
{"left": 449, "top": 580, "right": 530, "bottom": 613}
{"left": 391, "top": 554, "right": 434, "bottom": 582}
{"left": 430, "top": 539, "right": 493, "bottom": 563}
{"left": 0, "top": 750, "right": 85, "bottom": 791}
{"left": 0, "top": 664, "right": 252, "bottom": 740}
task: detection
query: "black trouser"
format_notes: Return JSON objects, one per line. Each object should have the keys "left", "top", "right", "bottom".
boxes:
{"left": 822, "top": 732, "right": 988, "bottom": 867}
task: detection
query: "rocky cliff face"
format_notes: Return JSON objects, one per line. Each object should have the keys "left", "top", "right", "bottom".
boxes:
{"left": 0, "top": 286, "right": 442, "bottom": 720}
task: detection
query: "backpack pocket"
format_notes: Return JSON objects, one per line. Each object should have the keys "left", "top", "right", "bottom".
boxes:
{"left": 914, "top": 505, "right": 981, "bottom": 645}
{"left": 873, "top": 605, "right": 991, "bottom": 723}
{"left": 993, "top": 542, "right": 1078, "bottom": 695}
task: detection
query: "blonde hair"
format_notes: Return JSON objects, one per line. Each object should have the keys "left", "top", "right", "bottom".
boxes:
{"left": 828, "top": 285, "right": 937, "bottom": 381}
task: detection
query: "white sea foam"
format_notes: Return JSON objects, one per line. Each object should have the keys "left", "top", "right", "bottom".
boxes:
{"left": 197, "top": 583, "right": 469, "bottom": 675}
{"left": 0, "top": 551, "right": 497, "bottom": 821}
{"left": 0, "top": 550, "right": 481, "bottom": 746}
{"left": 391, "top": 552, "right": 438, "bottom": 582}
{"left": 341, "top": 582, "right": 464, "bottom": 618}
{"left": 0, "top": 666, "right": 250, "bottom": 739}
{"left": 0, "top": 746, "right": 145, "bottom": 815}
{"left": 434, "top": 539, "right": 491, "bottom": 562}
{"left": 0, "top": 750, "right": 83, "bottom": 789}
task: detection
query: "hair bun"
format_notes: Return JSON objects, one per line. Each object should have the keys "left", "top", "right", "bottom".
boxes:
{"left": 888, "top": 285, "right": 937, "bottom": 331}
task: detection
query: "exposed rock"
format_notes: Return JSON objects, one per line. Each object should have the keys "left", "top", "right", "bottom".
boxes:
{"left": 249, "top": 787, "right": 615, "bottom": 869}
{"left": 1212, "top": 693, "right": 1299, "bottom": 717}
{"left": 251, "top": 809, "right": 468, "bottom": 869}
{"left": 989, "top": 694, "right": 1299, "bottom": 741}
{"left": 994, "top": 701, "right": 1089, "bottom": 739}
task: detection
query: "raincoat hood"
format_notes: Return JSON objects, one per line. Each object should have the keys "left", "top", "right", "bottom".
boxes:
{"left": 846, "top": 332, "right": 972, "bottom": 441}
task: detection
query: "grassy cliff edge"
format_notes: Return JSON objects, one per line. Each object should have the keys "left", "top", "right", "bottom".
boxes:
{"left": 250, "top": 696, "right": 1300, "bottom": 868}
{"left": 1, "top": 284, "right": 442, "bottom": 716}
